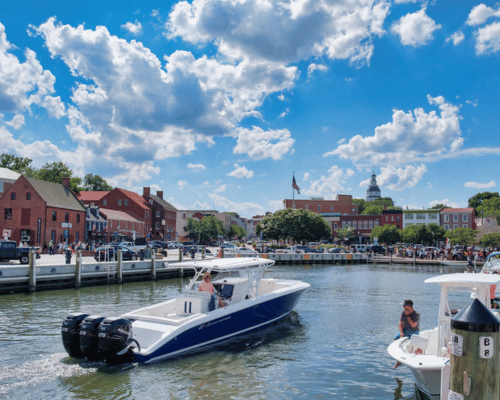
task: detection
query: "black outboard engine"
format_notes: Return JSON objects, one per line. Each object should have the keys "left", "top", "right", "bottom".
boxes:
{"left": 98, "top": 317, "right": 136, "bottom": 364}
{"left": 61, "top": 312, "right": 89, "bottom": 358}
{"left": 79, "top": 315, "right": 106, "bottom": 361}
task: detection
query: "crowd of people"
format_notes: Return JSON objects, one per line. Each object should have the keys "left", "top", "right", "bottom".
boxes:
{"left": 39, "top": 240, "right": 100, "bottom": 255}
{"left": 385, "top": 245, "right": 498, "bottom": 262}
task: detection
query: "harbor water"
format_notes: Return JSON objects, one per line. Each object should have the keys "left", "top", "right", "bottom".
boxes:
{"left": 0, "top": 263, "right": 466, "bottom": 399}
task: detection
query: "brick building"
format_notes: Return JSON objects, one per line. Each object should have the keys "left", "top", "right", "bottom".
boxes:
{"left": 332, "top": 214, "right": 381, "bottom": 242}
{"left": 99, "top": 208, "right": 145, "bottom": 243}
{"left": 0, "top": 176, "right": 86, "bottom": 246}
{"left": 142, "top": 187, "right": 177, "bottom": 242}
{"left": 283, "top": 195, "right": 359, "bottom": 215}
{"left": 441, "top": 208, "right": 476, "bottom": 231}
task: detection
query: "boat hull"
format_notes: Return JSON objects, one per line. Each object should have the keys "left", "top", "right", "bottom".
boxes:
{"left": 133, "top": 286, "right": 307, "bottom": 364}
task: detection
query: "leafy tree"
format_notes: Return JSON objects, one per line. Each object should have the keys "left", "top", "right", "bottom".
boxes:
{"left": 352, "top": 198, "right": 366, "bottom": 214}
{"left": 185, "top": 216, "right": 227, "bottom": 243}
{"left": 227, "top": 212, "right": 241, "bottom": 219}
{"left": 34, "top": 161, "right": 82, "bottom": 192}
{"left": 430, "top": 204, "right": 447, "bottom": 210}
{"left": 361, "top": 204, "right": 383, "bottom": 215}
{"left": 477, "top": 197, "right": 500, "bottom": 224}
{"left": 0, "top": 153, "right": 33, "bottom": 173}
{"left": 428, "top": 223, "right": 446, "bottom": 244}
{"left": 402, "top": 225, "right": 419, "bottom": 244}
{"left": 445, "top": 227, "right": 477, "bottom": 246}
{"left": 468, "top": 192, "right": 500, "bottom": 216}
{"left": 416, "top": 225, "right": 433, "bottom": 245}
{"left": 335, "top": 226, "right": 356, "bottom": 243}
{"left": 370, "top": 225, "right": 402, "bottom": 245}
{"left": 480, "top": 233, "right": 500, "bottom": 248}
{"left": 82, "top": 173, "right": 113, "bottom": 191}
{"left": 256, "top": 208, "right": 331, "bottom": 242}
{"left": 227, "top": 224, "right": 247, "bottom": 240}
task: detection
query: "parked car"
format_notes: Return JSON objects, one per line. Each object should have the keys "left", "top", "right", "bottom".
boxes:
{"left": 182, "top": 245, "right": 212, "bottom": 256}
{"left": 236, "top": 247, "right": 257, "bottom": 254}
{"left": 328, "top": 247, "right": 344, "bottom": 253}
{"left": 94, "top": 245, "right": 139, "bottom": 261}
{"left": 368, "top": 245, "right": 386, "bottom": 255}
{"left": 0, "top": 239, "right": 40, "bottom": 264}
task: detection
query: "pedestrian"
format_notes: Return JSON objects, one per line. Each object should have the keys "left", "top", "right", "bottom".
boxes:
{"left": 394, "top": 299, "right": 420, "bottom": 368}
{"left": 43, "top": 242, "right": 48, "bottom": 254}
{"left": 48, "top": 239, "right": 54, "bottom": 255}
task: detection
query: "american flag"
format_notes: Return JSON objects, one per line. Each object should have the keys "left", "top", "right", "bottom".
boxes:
{"left": 292, "top": 176, "right": 300, "bottom": 194}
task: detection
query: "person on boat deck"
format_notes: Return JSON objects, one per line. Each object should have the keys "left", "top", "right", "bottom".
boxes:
{"left": 394, "top": 300, "right": 420, "bottom": 368}
{"left": 199, "top": 272, "right": 224, "bottom": 311}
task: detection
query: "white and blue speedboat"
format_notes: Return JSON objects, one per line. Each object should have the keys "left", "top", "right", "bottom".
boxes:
{"left": 62, "top": 257, "right": 310, "bottom": 364}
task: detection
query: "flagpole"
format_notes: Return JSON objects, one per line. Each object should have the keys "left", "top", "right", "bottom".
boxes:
{"left": 292, "top": 171, "right": 295, "bottom": 210}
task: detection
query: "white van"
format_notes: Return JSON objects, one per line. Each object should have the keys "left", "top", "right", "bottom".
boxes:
{"left": 350, "top": 244, "right": 368, "bottom": 253}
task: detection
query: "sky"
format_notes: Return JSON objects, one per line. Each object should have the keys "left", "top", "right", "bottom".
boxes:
{"left": 1, "top": 0, "right": 500, "bottom": 218}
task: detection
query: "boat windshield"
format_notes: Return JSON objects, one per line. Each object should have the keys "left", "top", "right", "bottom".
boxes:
{"left": 215, "top": 270, "right": 245, "bottom": 281}
{"left": 483, "top": 253, "right": 500, "bottom": 272}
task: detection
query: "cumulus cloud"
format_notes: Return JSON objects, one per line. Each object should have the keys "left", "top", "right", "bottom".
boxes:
{"left": 177, "top": 180, "right": 189, "bottom": 189}
{"left": 475, "top": 21, "right": 500, "bottom": 55}
{"left": 428, "top": 199, "right": 462, "bottom": 209}
{"left": 227, "top": 164, "right": 254, "bottom": 179}
{"left": 208, "top": 193, "right": 264, "bottom": 216}
{"left": 0, "top": 23, "right": 57, "bottom": 113}
{"left": 391, "top": 9, "right": 441, "bottom": 47}
{"left": 445, "top": 31, "right": 465, "bottom": 46}
{"left": 233, "top": 126, "right": 294, "bottom": 160}
{"left": 376, "top": 164, "right": 427, "bottom": 191}
{"left": 308, "top": 63, "right": 328, "bottom": 77}
{"left": 187, "top": 163, "right": 206, "bottom": 172}
{"left": 324, "top": 95, "right": 462, "bottom": 165}
{"left": 5, "top": 114, "right": 25, "bottom": 129}
{"left": 213, "top": 184, "right": 227, "bottom": 193}
{"left": 302, "top": 166, "right": 355, "bottom": 198}
{"left": 464, "top": 180, "right": 496, "bottom": 189}
{"left": 467, "top": 4, "right": 500, "bottom": 26}
{"left": 303, "top": 172, "right": 310, "bottom": 181}
{"left": 121, "top": 20, "right": 143, "bottom": 35}
{"left": 167, "top": 0, "right": 389, "bottom": 65}
{"left": 267, "top": 199, "right": 284, "bottom": 212}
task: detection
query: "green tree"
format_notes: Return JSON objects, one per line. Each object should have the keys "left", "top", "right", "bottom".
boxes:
{"left": 335, "top": 226, "right": 356, "bottom": 243}
{"left": 352, "top": 198, "right": 366, "bottom": 214}
{"left": 370, "top": 225, "right": 402, "bottom": 245}
{"left": 34, "top": 161, "right": 82, "bottom": 192}
{"left": 82, "top": 173, "right": 113, "bottom": 191}
{"left": 185, "top": 216, "right": 227, "bottom": 243}
{"left": 468, "top": 192, "right": 500, "bottom": 216}
{"left": 428, "top": 223, "right": 446, "bottom": 244}
{"left": 430, "top": 204, "right": 447, "bottom": 210}
{"left": 480, "top": 233, "right": 500, "bottom": 248}
{"left": 477, "top": 197, "right": 500, "bottom": 224}
{"left": 445, "top": 227, "right": 477, "bottom": 246}
{"left": 402, "top": 225, "right": 419, "bottom": 244}
{"left": 0, "top": 153, "right": 33, "bottom": 174}
{"left": 361, "top": 204, "right": 383, "bottom": 215}
{"left": 416, "top": 225, "right": 433, "bottom": 245}
{"left": 228, "top": 224, "right": 247, "bottom": 240}
{"left": 256, "top": 208, "right": 331, "bottom": 242}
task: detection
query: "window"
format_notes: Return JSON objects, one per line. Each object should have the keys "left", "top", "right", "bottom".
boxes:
{"left": 462, "top": 224, "right": 468, "bottom": 228}
{"left": 318, "top": 205, "right": 321, "bottom": 211}
{"left": 385, "top": 216, "right": 388, "bottom": 222}
{"left": 429, "top": 213, "right": 437, "bottom": 219}
{"left": 103, "top": 199, "right": 107, "bottom": 206}
{"left": 363, "top": 221, "right": 368, "bottom": 229}
{"left": 77, "top": 214, "right": 80, "bottom": 223}
{"left": 353, "top": 221, "right": 357, "bottom": 229}
{"left": 76, "top": 232, "right": 79, "bottom": 242}
{"left": 5, "top": 208, "right": 12, "bottom": 219}
{"left": 37, "top": 218, "right": 42, "bottom": 243}
{"left": 444, "top": 224, "right": 449, "bottom": 230}
{"left": 342, "top": 221, "right": 346, "bottom": 227}
{"left": 52, "top": 211, "right": 57, "bottom": 221}
{"left": 124, "top": 199, "right": 129, "bottom": 206}
{"left": 369, "top": 220, "right": 373, "bottom": 229}
{"left": 416, "top": 214, "right": 425, "bottom": 219}
{"left": 453, "top": 224, "right": 459, "bottom": 230}
{"left": 156, "top": 222, "right": 159, "bottom": 229}
{"left": 462, "top": 214, "right": 468, "bottom": 222}
{"left": 118, "top": 199, "right": 122, "bottom": 206}
{"left": 331, "top": 206, "right": 333, "bottom": 211}
{"left": 65, "top": 212, "right": 69, "bottom": 222}
{"left": 26, "top": 193, "right": 31, "bottom": 200}
{"left": 11, "top": 192, "right": 16, "bottom": 200}
{"left": 333, "top": 222, "right": 337, "bottom": 229}
{"left": 51, "top": 230, "right": 56, "bottom": 242}
{"left": 156, "top": 210, "right": 160, "bottom": 217}
{"left": 444, "top": 214, "right": 449, "bottom": 222}
{"left": 453, "top": 214, "right": 459, "bottom": 222}
{"left": 405, "top": 213, "right": 414, "bottom": 219}
{"left": 374, "top": 220, "right": 379, "bottom": 226}
{"left": 391, "top": 216, "right": 394, "bottom": 221}
{"left": 397, "top": 216, "right": 400, "bottom": 222}
{"left": 352, "top": 208, "right": 356, "bottom": 212}
{"left": 305, "top": 205, "right": 308, "bottom": 210}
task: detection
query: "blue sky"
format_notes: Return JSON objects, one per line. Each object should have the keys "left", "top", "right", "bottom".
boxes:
{"left": 1, "top": 0, "right": 500, "bottom": 218}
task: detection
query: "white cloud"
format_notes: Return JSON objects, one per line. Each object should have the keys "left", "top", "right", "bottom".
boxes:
{"left": 187, "top": 163, "right": 206, "bottom": 172}
{"left": 466, "top": 99, "right": 478, "bottom": 107}
{"left": 376, "top": 164, "right": 427, "bottom": 191}
{"left": 428, "top": 199, "right": 462, "bottom": 209}
{"left": 302, "top": 165, "right": 355, "bottom": 198}
{"left": 303, "top": 172, "right": 310, "bottom": 181}
{"left": 5, "top": 114, "right": 25, "bottom": 129}
{"left": 151, "top": 10, "right": 159, "bottom": 18}
{"left": 208, "top": 193, "right": 264, "bottom": 217}
{"left": 475, "top": 21, "right": 500, "bottom": 55}
{"left": 167, "top": 196, "right": 186, "bottom": 210}
{"left": 41, "top": 96, "right": 66, "bottom": 118}
{"left": 213, "top": 184, "right": 227, "bottom": 193}
{"left": 464, "top": 180, "right": 496, "bottom": 189}
{"left": 167, "top": 0, "right": 389, "bottom": 66}
{"left": 267, "top": 199, "right": 284, "bottom": 212}
{"left": 0, "top": 23, "right": 57, "bottom": 113}
{"left": 391, "top": 9, "right": 441, "bottom": 47}
{"left": 177, "top": 180, "right": 189, "bottom": 189}
{"left": 467, "top": 4, "right": 500, "bottom": 26}
{"left": 233, "top": 126, "right": 294, "bottom": 161}
{"left": 324, "top": 95, "right": 462, "bottom": 166}
{"left": 308, "top": 63, "right": 328, "bottom": 77}
{"left": 227, "top": 164, "right": 254, "bottom": 179}
{"left": 121, "top": 20, "right": 143, "bottom": 35}
{"left": 445, "top": 31, "right": 465, "bottom": 46}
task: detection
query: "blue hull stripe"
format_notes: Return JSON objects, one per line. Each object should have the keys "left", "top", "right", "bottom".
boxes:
{"left": 134, "top": 288, "right": 306, "bottom": 364}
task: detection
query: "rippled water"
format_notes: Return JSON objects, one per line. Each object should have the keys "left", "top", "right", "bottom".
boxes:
{"left": 0, "top": 263, "right": 465, "bottom": 399}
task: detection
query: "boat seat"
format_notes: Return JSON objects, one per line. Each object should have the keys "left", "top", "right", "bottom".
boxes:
{"left": 408, "top": 335, "right": 428, "bottom": 354}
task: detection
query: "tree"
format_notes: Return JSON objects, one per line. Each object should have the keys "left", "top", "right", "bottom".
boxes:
{"left": 256, "top": 208, "right": 331, "bottom": 242}
{"left": 0, "top": 153, "right": 33, "bottom": 174}
{"left": 34, "top": 161, "right": 82, "bottom": 192}
{"left": 430, "top": 204, "right": 447, "bottom": 210}
{"left": 402, "top": 225, "right": 419, "bottom": 244}
{"left": 477, "top": 196, "right": 500, "bottom": 224}
{"left": 361, "top": 204, "right": 383, "bottom": 215}
{"left": 468, "top": 192, "right": 500, "bottom": 216}
{"left": 185, "top": 216, "right": 227, "bottom": 243}
{"left": 480, "top": 233, "right": 500, "bottom": 248}
{"left": 428, "top": 223, "right": 446, "bottom": 244}
{"left": 82, "top": 174, "right": 113, "bottom": 191}
{"left": 335, "top": 226, "right": 356, "bottom": 243}
{"left": 227, "top": 224, "right": 247, "bottom": 240}
{"left": 352, "top": 198, "right": 366, "bottom": 214}
{"left": 445, "top": 227, "right": 477, "bottom": 246}
{"left": 370, "top": 225, "right": 402, "bottom": 245}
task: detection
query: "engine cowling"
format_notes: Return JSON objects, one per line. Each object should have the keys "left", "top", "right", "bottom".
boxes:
{"left": 98, "top": 317, "right": 135, "bottom": 364}
{"left": 79, "top": 315, "right": 106, "bottom": 361}
{"left": 61, "top": 312, "right": 88, "bottom": 358}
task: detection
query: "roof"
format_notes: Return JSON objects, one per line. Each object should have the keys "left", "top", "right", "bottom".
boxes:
{"left": 26, "top": 177, "right": 86, "bottom": 212}
{"left": 114, "top": 188, "right": 149, "bottom": 210}
{"left": 0, "top": 168, "right": 21, "bottom": 182}
{"left": 168, "top": 257, "right": 274, "bottom": 271}
{"left": 442, "top": 208, "right": 475, "bottom": 213}
{"left": 149, "top": 194, "right": 178, "bottom": 211}
{"left": 99, "top": 208, "right": 144, "bottom": 223}
{"left": 77, "top": 191, "right": 109, "bottom": 202}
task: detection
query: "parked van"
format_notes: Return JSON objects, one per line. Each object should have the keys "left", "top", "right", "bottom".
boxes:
{"left": 350, "top": 244, "right": 368, "bottom": 253}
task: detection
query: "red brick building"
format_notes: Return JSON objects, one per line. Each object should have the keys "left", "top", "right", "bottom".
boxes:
{"left": 100, "top": 208, "right": 145, "bottom": 243}
{"left": 441, "top": 208, "right": 476, "bottom": 231}
{"left": 142, "top": 187, "right": 177, "bottom": 242}
{"left": 283, "top": 195, "right": 359, "bottom": 215}
{"left": 0, "top": 176, "right": 86, "bottom": 246}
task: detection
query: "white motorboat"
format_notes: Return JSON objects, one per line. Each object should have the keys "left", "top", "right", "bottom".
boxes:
{"left": 62, "top": 257, "right": 310, "bottom": 364}
{"left": 387, "top": 272, "right": 500, "bottom": 399}
{"left": 482, "top": 251, "right": 500, "bottom": 272}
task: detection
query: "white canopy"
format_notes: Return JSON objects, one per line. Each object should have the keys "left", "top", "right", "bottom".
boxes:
{"left": 168, "top": 257, "right": 274, "bottom": 271}
{"left": 425, "top": 272, "right": 500, "bottom": 285}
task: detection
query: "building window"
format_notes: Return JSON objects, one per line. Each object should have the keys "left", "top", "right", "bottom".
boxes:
{"left": 353, "top": 221, "right": 357, "bottom": 229}
{"left": 118, "top": 199, "right": 122, "bottom": 206}
{"left": 77, "top": 214, "right": 80, "bottom": 223}
{"left": 305, "top": 205, "right": 308, "bottom": 210}
{"left": 405, "top": 214, "right": 414, "bottom": 219}
{"left": 416, "top": 214, "right": 425, "bottom": 219}
{"left": 462, "top": 224, "right": 468, "bottom": 228}
{"left": 429, "top": 213, "right": 437, "bottom": 219}
{"left": 331, "top": 206, "right": 333, "bottom": 211}
{"left": 37, "top": 218, "right": 42, "bottom": 243}
{"left": 65, "top": 213, "right": 69, "bottom": 222}
{"left": 5, "top": 208, "right": 12, "bottom": 219}
{"left": 444, "top": 224, "right": 449, "bottom": 230}
{"left": 318, "top": 205, "right": 321, "bottom": 211}
{"left": 342, "top": 221, "right": 346, "bottom": 227}
{"left": 453, "top": 214, "right": 459, "bottom": 222}
{"left": 364, "top": 221, "right": 368, "bottom": 229}
{"left": 453, "top": 224, "right": 459, "bottom": 229}
{"left": 444, "top": 214, "right": 449, "bottom": 222}
{"left": 11, "top": 192, "right": 16, "bottom": 200}
{"left": 391, "top": 216, "right": 394, "bottom": 221}
{"left": 352, "top": 208, "right": 356, "bottom": 212}
{"left": 51, "top": 230, "right": 56, "bottom": 242}
{"left": 156, "top": 222, "right": 159, "bottom": 229}
{"left": 124, "top": 199, "right": 128, "bottom": 206}
{"left": 103, "top": 199, "right": 107, "bottom": 206}
{"left": 76, "top": 232, "right": 79, "bottom": 242}
{"left": 156, "top": 210, "right": 160, "bottom": 217}
{"left": 369, "top": 220, "right": 373, "bottom": 229}
{"left": 52, "top": 211, "right": 57, "bottom": 221}
{"left": 374, "top": 220, "right": 379, "bottom": 226}
{"left": 397, "top": 216, "right": 400, "bottom": 221}
{"left": 463, "top": 214, "right": 468, "bottom": 222}
{"left": 333, "top": 223, "right": 337, "bottom": 229}
{"left": 26, "top": 193, "right": 31, "bottom": 200}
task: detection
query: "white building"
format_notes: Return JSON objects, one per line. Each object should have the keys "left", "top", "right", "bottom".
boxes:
{"left": 0, "top": 168, "right": 21, "bottom": 198}
{"left": 402, "top": 209, "right": 440, "bottom": 229}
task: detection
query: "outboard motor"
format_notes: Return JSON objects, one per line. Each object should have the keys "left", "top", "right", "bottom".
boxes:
{"left": 61, "top": 312, "right": 88, "bottom": 358}
{"left": 98, "top": 317, "right": 136, "bottom": 364}
{"left": 79, "top": 315, "right": 106, "bottom": 361}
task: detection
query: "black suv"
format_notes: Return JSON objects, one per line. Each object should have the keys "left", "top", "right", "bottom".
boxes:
{"left": 94, "top": 245, "right": 139, "bottom": 261}
{"left": 369, "top": 245, "right": 386, "bottom": 255}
